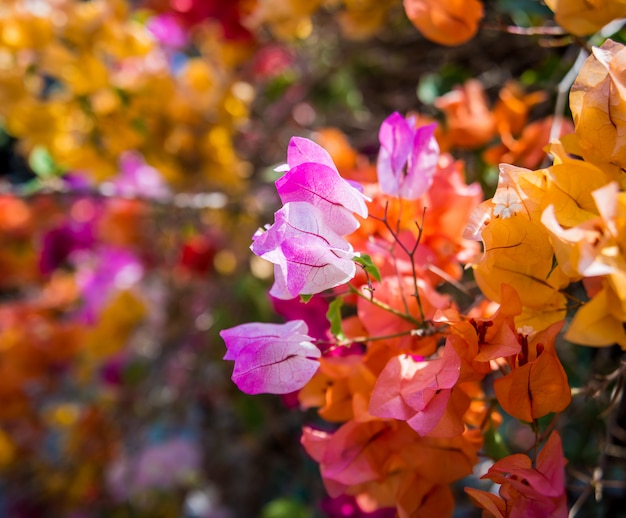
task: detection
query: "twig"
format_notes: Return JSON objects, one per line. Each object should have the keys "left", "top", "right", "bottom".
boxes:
{"left": 348, "top": 283, "right": 421, "bottom": 326}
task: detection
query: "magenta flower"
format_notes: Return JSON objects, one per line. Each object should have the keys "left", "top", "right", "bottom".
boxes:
{"left": 276, "top": 137, "right": 368, "bottom": 236}
{"left": 111, "top": 151, "right": 171, "bottom": 201}
{"left": 74, "top": 247, "right": 144, "bottom": 323}
{"left": 271, "top": 294, "right": 330, "bottom": 341}
{"left": 377, "top": 112, "right": 439, "bottom": 200}
{"left": 39, "top": 218, "right": 95, "bottom": 276}
{"left": 251, "top": 202, "right": 357, "bottom": 299}
{"left": 321, "top": 494, "right": 396, "bottom": 518}
{"left": 146, "top": 13, "right": 188, "bottom": 49}
{"left": 220, "top": 320, "right": 321, "bottom": 394}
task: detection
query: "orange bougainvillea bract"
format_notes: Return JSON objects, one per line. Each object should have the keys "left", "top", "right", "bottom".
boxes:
{"left": 403, "top": 0, "right": 484, "bottom": 46}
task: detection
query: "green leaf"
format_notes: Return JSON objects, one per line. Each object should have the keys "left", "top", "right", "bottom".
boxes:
{"left": 417, "top": 73, "right": 442, "bottom": 105}
{"left": 262, "top": 498, "right": 311, "bottom": 518}
{"left": 29, "top": 146, "right": 63, "bottom": 178}
{"left": 354, "top": 254, "right": 381, "bottom": 282}
{"left": 483, "top": 425, "right": 511, "bottom": 460}
{"left": 121, "top": 361, "right": 149, "bottom": 387}
{"left": 300, "top": 294, "right": 313, "bottom": 303}
{"left": 326, "top": 297, "right": 345, "bottom": 341}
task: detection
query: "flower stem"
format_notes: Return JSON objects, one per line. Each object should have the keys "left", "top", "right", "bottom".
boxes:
{"left": 348, "top": 283, "right": 421, "bottom": 326}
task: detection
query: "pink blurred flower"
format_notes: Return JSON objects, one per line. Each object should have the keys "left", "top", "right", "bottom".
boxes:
{"left": 166, "top": 0, "right": 253, "bottom": 40}
{"left": 107, "top": 437, "right": 200, "bottom": 499}
{"left": 74, "top": 247, "right": 144, "bottom": 323}
{"left": 253, "top": 45, "right": 294, "bottom": 79}
{"left": 147, "top": 13, "right": 188, "bottom": 48}
{"left": 321, "top": 494, "right": 395, "bottom": 518}
{"left": 111, "top": 151, "right": 171, "bottom": 202}
{"left": 39, "top": 218, "right": 95, "bottom": 276}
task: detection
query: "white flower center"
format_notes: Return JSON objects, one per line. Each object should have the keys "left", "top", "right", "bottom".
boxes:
{"left": 492, "top": 188, "right": 523, "bottom": 219}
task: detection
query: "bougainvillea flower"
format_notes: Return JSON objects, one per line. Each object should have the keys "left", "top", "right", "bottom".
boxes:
{"left": 276, "top": 137, "right": 368, "bottom": 235}
{"left": 302, "top": 420, "right": 388, "bottom": 493}
{"left": 299, "top": 354, "right": 377, "bottom": 422}
{"left": 403, "top": 0, "right": 484, "bottom": 46}
{"left": 484, "top": 116, "right": 574, "bottom": 170}
{"left": 320, "top": 494, "right": 395, "bottom": 518}
{"left": 445, "top": 284, "right": 522, "bottom": 378}
{"left": 302, "top": 421, "right": 480, "bottom": 517}
{"left": 74, "top": 247, "right": 144, "bottom": 323}
{"left": 39, "top": 219, "right": 95, "bottom": 276}
{"left": 466, "top": 431, "right": 567, "bottom": 517}
{"left": 146, "top": 13, "right": 188, "bottom": 48}
{"left": 251, "top": 202, "right": 357, "bottom": 299}
{"left": 220, "top": 320, "right": 321, "bottom": 394}
{"left": 543, "top": 154, "right": 613, "bottom": 230}
{"left": 565, "top": 279, "right": 626, "bottom": 349}
{"left": 540, "top": 181, "right": 626, "bottom": 348}
{"left": 472, "top": 215, "right": 568, "bottom": 313}
{"left": 464, "top": 164, "right": 540, "bottom": 241}
{"left": 492, "top": 82, "right": 547, "bottom": 142}
{"left": 570, "top": 39, "right": 626, "bottom": 168}
{"left": 463, "top": 164, "right": 570, "bottom": 329}
{"left": 483, "top": 81, "right": 561, "bottom": 169}
{"left": 369, "top": 343, "right": 467, "bottom": 437}
{"left": 357, "top": 276, "right": 451, "bottom": 356}
{"left": 112, "top": 151, "right": 171, "bottom": 202}
{"left": 377, "top": 112, "right": 439, "bottom": 200}
{"left": 283, "top": 135, "right": 339, "bottom": 170}
{"left": 541, "top": 183, "right": 616, "bottom": 279}
{"left": 545, "top": 0, "right": 626, "bottom": 36}
{"left": 271, "top": 293, "right": 330, "bottom": 341}
{"left": 107, "top": 437, "right": 200, "bottom": 499}
{"left": 494, "top": 321, "right": 571, "bottom": 422}
{"left": 434, "top": 80, "right": 495, "bottom": 148}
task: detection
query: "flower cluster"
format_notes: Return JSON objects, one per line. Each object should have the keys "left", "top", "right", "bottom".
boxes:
{"left": 5, "top": 0, "right": 626, "bottom": 516}
{"left": 252, "top": 137, "right": 369, "bottom": 299}
{"left": 221, "top": 137, "right": 369, "bottom": 393}
{"left": 467, "top": 39, "right": 626, "bottom": 348}
{"left": 221, "top": 107, "right": 575, "bottom": 516}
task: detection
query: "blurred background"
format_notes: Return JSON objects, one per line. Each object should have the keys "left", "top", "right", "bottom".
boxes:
{"left": 0, "top": 0, "right": 625, "bottom": 516}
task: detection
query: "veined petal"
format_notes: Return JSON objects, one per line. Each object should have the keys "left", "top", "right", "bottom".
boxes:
{"left": 287, "top": 136, "right": 338, "bottom": 171}
{"left": 276, "top": 162, "right": 368, "bottom": 235}
{"left": 220, "top": 320, "right": 321, "bottom": 395}
{"left": 251, "top": 202, "right": 357, "bottom": 299}
{"left": 402, "top": 122, "right": 439, "bottom": 199}
{"left": 377, "top": 112, "right": 440, "bottom": 199}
